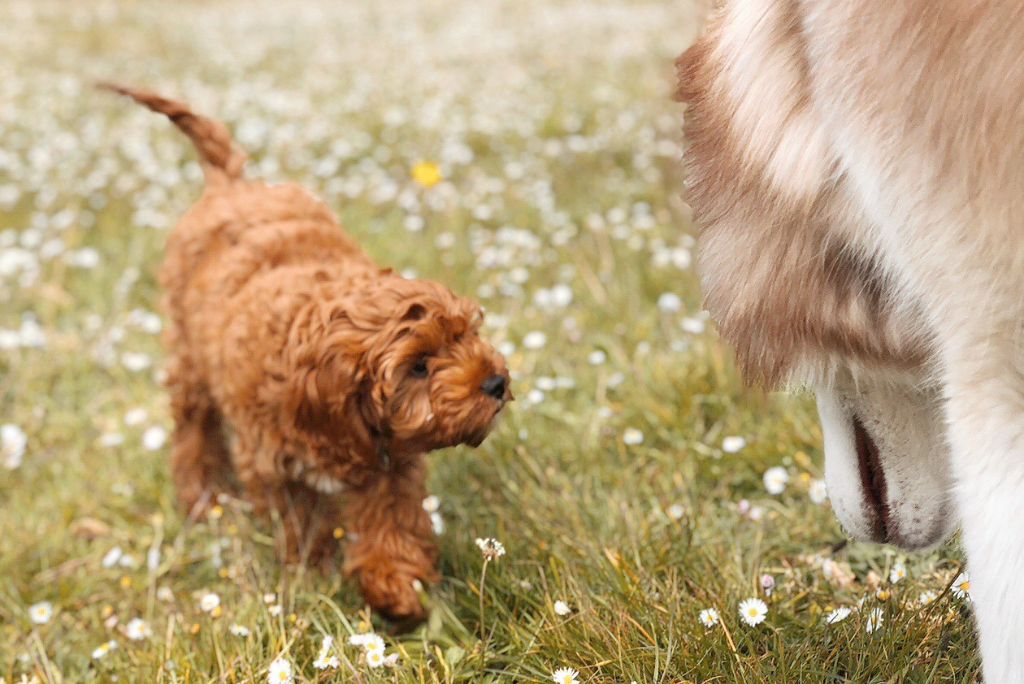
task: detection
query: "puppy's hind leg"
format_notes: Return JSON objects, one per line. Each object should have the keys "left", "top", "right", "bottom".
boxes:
{"left": 342, "top": 453, "right": 438, "bottom": 626}
{"left": 166, "top": 353, "right": 234, "bottom": 517}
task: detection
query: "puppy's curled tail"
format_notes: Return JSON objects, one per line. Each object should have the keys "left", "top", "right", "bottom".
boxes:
{"left": 98, "top": 83, "right": 246, "bottom": 183}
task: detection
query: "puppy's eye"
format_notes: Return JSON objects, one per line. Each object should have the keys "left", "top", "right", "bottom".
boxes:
{"left": 410, "top": 359, "right": 429, "bottom": 378}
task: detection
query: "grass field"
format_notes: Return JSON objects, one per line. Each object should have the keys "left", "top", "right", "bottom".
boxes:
{"left": 0, "top": 0, "right": 980, "bottom": 681}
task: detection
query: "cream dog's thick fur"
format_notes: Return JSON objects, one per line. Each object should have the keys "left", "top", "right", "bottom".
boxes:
{"left": 677, "top": 0, "right": 1024, "bottom": 678}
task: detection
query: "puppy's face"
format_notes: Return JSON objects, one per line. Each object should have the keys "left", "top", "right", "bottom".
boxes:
{"left": 331, "top": 275, "right": 510, "bottom": 454}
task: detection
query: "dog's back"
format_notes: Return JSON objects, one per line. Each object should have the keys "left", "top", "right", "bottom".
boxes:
{"left": 102, "top": 85, "right": 377, "bottom": 396}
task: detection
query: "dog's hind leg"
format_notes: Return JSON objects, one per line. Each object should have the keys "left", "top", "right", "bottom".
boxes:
{"left": 166, "top": 352, "right": 234, "bottom": 517}
{"left": 341, "top": 453, "right": 438, "bottom": 625}
{"left": 240, "top": 472, "right": 344, "bottom": 569}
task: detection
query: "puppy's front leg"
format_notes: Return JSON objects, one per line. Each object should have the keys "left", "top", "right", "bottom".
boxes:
{"left": 341, "top": 452, "right": 438, "bottom": 624}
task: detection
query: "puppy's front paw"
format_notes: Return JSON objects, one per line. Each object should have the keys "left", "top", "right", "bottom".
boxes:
{"left": 355, "top": 564, "right": 430, "bottom": 625}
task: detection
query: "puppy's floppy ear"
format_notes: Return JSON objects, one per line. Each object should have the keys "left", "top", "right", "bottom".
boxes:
{"left": 290, "top": 353, "right": 370, "bottom": 434}
{"left": 275, "top": 304, "right": 378, "bottom": 439}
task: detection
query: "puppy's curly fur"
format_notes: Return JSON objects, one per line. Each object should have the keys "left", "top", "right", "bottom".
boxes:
{"left": 103, "top": 84, "right": 511, "bottom": 622}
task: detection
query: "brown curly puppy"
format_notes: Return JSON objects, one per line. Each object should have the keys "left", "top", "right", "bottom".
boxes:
{"left": 102, "top": 84, "right": 511, "bottom": 622}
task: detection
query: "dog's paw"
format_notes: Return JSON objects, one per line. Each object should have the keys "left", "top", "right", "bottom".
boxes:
{"left": 357, "top": 566, "right": 429, "bottom": 625}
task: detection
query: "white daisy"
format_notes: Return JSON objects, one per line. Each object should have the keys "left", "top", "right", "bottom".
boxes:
{"left": 123, "top": 408, "right": 148, "bottom": 426}
{"left": 125, "top": 617, "right": 151, "bottom": 641}
{"left": 91, "top": 640, "right": 118, "bottom": 659}
{"left": 865, "top": 608, "right": 884, "bottom": 633}
{"left": 738, "top": 598, "right": 768, "bottom": 626}
{"left": 667, "top": 504, "right": 685, "bottom": 520}
{"left": 722, "top": 436, "right": 746, "bottom": 453}
{"left": 762, "top": 466, "right": 789, "bottom": 495}
{"left": 29, "top": 601, "right": 52, "bottom": 625}
{"left": 677, "top": 314, "right": 706, "bottom": 334}
{"left": 120, "top": 351, "right": 152, "bottom": 372}
{"left": 553, "top": 600, "right": 571, "bottom": 616}
{"left": 99, "top": 432, "right": 124, "bottom": 447}
{"left": 475, "top": 537, "right": 506, "bottom": 560}
{"left": 199, "top": 592, "right": 220, "bottom": 612}
{"left": 522, "top": 331, "right": 547, "bottom": 350}
{"left": 825, "top": 607, "right": 851, "bottom": 624}
{"left": 587, "top": 349, "right": 607, "bottom": 365}
{"left": 889, "top": 563, "right": 907, "bottom": 584}
{"left": 366, "top": 647, "right": 386, "bottom": 668}
{"left": 622, "top": 428, "right": 643, "bottom": 445}
{"left": 656, "top": 292, "right": 682, "bottom": 312}
{"left": 422, "top": 495, "right": 440, "bottom": 513}
{"left": 430, "top": 511, "right": 445, "bottom": 535}
{"left": 918, "top": 590, "right": 938, "bottom": 606}
{"left": 361, "top": 633, "right": 385, "bottom": 652}
{"left": 267, "top": 657, "right": 293, "bottom": 684}
{"left": 808, "top": 479, "right": 828, "bottom": 504}
{"left": 698, "top": 607, "right": 719, "bottom": 627}
{"left": 229, "top": 624, "right": 250, "bottom": 636}
{"left": 263, "top": 593, "right": 277, "bottom": 604}
{"left": 142, "top": 426, "right": 168, "bottom": 451}
{"left": 1, "top": 424, "right": 27, "bottom": 469}
{"left": 268, "top": 604, "right": 282, "bottom": 616}
{"left": 552, "top": 667, "right": 580, "bottom": 684}
{"left": 312, "top": 635, "right": 339, "bottom": 669}
{"left": 951, "top": 572, "right": 972, "bottom": 601}
{"left": 156, "top": 586, "right": 174, "bottom": 602}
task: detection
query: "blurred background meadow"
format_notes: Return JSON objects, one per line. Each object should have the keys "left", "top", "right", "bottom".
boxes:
{"left": 0, "top": 0, "right": 979, "bottom": 681}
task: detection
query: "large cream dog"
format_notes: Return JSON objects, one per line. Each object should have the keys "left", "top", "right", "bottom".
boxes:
{"left": 677, "top": 0, "right": 1024, "bottom": 678}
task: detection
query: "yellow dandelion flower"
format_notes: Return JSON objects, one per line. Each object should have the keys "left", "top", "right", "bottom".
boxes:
{"left": 412, "top": 161, "right": 441, "bottom": 188}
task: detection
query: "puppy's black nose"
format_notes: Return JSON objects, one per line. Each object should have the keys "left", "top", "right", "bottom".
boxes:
{"left": 480, "top": 374, "right": 507, "bottom": 399}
